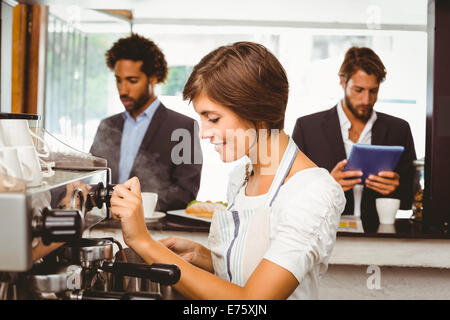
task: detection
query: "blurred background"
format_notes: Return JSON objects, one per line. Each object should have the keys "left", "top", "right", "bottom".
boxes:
{"left": 2, "top": 0, "right": 428, "bottom": 203}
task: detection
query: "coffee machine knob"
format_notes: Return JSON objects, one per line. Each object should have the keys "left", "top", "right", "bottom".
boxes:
{"left": 37, "top": 207, "right": 84, "bottom": 245}
{"left": 87, "top": 182, "right": 116, "bottom": 210}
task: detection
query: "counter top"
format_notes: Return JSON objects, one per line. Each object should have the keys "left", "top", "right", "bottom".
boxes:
{"left": 94, "top": 216, "right": 450, "bottom": 239}
{"left": 94, "top": 215, "right": 210, "bottom": 233}
{"left": 337, "top": 218, "right": 450, "bottom": 239}
{"left": 90, "top": 216, "right": 450, "bottom": 270}
{"left": 330, "top": 236, "right": 450, "bottom": 269}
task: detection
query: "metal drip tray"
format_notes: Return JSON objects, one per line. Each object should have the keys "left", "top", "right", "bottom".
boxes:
{"left": 22, "top": 263, "right": 82, "bottom": 294}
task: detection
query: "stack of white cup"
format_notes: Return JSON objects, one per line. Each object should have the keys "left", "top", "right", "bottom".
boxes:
{"left": 0, "top": 119, "right": 54, "bottom": 189}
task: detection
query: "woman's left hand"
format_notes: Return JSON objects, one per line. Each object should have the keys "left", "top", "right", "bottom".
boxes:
{"left": 110, "top": 177, "right": 151, "bottom": 249}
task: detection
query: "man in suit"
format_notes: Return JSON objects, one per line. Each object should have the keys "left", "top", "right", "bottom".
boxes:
{"left": 292, "top": 47, "right": 416, "bottom": 231}
{"left": 90, "top": 34, "right": 202, "bottom": 212}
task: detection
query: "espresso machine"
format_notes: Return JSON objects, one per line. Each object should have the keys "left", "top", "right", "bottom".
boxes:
{"left": 0, "top": 113, "right": 181, "bottom": 300}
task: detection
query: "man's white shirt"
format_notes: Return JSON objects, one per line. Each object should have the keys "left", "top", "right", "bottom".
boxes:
{"left": 336, "top": 100, "right": 377, "bottom": 217}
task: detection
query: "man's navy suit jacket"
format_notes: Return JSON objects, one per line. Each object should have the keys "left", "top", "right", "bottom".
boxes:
{"left": 90, "top": 103, "right": 203, "bottom": 212}
{"left": 292, "top": 105, "right": 416, "bottom": 231}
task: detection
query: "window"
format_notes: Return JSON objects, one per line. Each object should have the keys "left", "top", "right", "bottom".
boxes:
{"left": 44, "top": 6, "right": 130, "bottom": 151}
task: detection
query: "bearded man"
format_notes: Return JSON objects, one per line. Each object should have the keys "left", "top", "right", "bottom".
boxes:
{"left": 292, "top": 47, "right": 416, "bottom": 231}
{"left": 90, "top": 34, "right": 202, "bottom": 212}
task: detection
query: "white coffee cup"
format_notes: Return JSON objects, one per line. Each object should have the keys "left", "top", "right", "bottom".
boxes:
{"left": 0, "top": 159, "right": 15, "bottom": 188}
{"left": 15, "top": 145, "right": 50, "bottom": 187}
{"left": 141, "top": 192, "right": 158, "bottom": 218}
{"left": 376, "top": 198, "right": 401, "bottom": 224}
{"left": 0, "top": 119, "right": 50, "bottom": 157}
{"left": 0, "top": 146, "right": 33, "bottom": 184}
{"left": 377, "top": 223, "right": 396, "bottom": 233}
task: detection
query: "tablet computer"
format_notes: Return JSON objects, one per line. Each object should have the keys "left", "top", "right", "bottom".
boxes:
{"left": 344, "top": 144, "right": 405, "bottom": 184}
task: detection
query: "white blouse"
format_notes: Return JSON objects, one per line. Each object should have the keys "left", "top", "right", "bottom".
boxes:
{"left": 226, "top": 163, "right": 346, "bottom": 299}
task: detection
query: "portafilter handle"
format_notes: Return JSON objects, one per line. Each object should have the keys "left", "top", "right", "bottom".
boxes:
{"left": 33, "top": 207, "right": 84, "bottom": 245}
{"left": 100, "top": 262, "right": 181, "bottom": 286}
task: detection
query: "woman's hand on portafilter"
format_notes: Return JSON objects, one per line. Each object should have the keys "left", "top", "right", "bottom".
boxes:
{"left": 110, "top": 177, "right": 151, "bottom": 249}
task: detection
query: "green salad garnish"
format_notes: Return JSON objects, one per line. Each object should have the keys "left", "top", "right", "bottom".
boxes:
{"left": 186, "top": 200, "right": 228, "bottom": 207}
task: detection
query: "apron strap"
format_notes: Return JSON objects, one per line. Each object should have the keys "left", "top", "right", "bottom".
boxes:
{"left": 264, "top": 137, "right": 298, "bottom": 207}
{"left": 227, "top": 137, "right": 299, "bottom": 211}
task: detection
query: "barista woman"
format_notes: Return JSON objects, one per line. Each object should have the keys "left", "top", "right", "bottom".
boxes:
{"left": 110, "top": 42, "right": 346, "bottom": 299}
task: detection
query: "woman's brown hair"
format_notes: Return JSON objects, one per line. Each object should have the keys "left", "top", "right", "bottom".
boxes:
{"left": 339, "top": 46, "right": 386, "bottom": 84}
{"left": 183, "top": 41, "right": 289, "bottom": 130}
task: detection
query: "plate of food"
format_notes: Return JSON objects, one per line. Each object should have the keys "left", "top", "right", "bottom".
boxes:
{"left": 167, "top": 200, "right": 227, "bottom": 222}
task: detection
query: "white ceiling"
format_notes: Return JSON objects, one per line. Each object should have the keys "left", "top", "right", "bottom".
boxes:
{"left": 23, "top": 0, "right": 428, "bottom": 28}
{"left": 130, "top": 0, "right": 428, "bottom": 26}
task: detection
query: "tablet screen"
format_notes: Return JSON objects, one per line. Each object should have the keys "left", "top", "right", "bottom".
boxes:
{"left": 343, "top": 144, "right": 405, "bottom": 184}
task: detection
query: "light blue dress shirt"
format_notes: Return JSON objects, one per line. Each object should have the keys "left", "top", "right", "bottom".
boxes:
{"left": 118, "top": 98, "right": 160, "bottom": 184}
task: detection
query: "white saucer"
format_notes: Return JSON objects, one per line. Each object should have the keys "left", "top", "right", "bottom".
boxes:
{"left": 145, "top": 211, "right": 166, "bottom": 222}
{"left": 166, "top": 209, "right": 212, "bottom": 223}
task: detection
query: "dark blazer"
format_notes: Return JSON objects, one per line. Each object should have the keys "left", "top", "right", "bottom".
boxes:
{"left": 292, "top": 105, "right": 417, "bottom": 231}
{"left": 90, "top": 103, "right": 203, "bottom": 212}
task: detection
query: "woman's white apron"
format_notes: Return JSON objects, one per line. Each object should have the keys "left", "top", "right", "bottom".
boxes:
{"left": 208, "top": 138, "right": 298, "bottom": 286}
